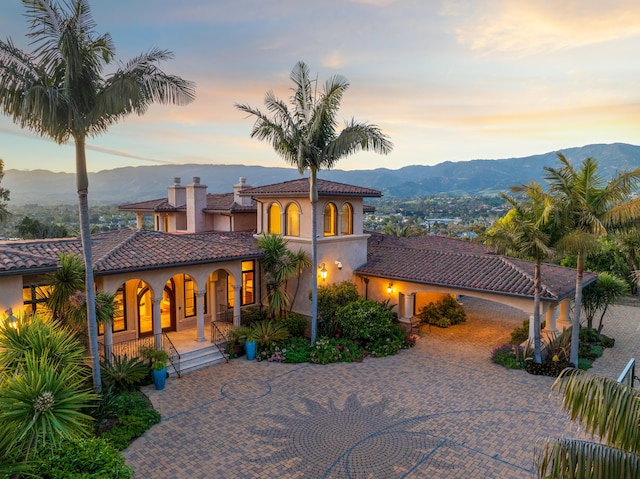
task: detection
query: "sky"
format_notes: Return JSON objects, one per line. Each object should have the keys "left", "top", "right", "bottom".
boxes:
{"left": 1, "top": 0, "right": 639, "bottom": 174}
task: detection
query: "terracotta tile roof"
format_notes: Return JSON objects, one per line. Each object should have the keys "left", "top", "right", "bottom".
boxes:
{"left": 120, "top": 194, "right": 256, "bottom": 214}
{"left": 118, "top": 198, "right": 180, "bottom": 213}
{"left": 358, "top": 233, "right": 596, "bottom": 301}
{"left": 0, "top": 230, "right": 263, "bottom": 276}
{"left": 239, "top": 178, "right": 382, "bottom": 198}
{"left": 203, "top": 193, "right": 257, "bottom": 213}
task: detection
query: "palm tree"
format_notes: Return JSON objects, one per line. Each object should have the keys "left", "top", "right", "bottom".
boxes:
{"left": 535, "top": 368, "right": 640, "bottom": 478}
{"left": 544, "top": 153, "right": 640, "bottom": 366}
{"left": 236, "top": 61, "right": 392, "bottom": 343}
{"left": 581, "top": 272, "right": 629, "bottom": 333}
{"left": 487, "top": 182, "right": 556, "bottom": 363}
{"left": 0, "top": 0, "right": 195, "bottom": 391}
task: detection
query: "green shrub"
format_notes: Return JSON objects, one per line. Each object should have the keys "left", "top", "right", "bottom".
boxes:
{"left": 100, "top": 354, "right": 150, "bottom": 392}
{"left": 278, "top": 312, "right": 307, "bottom": 337}
{"left": 579, "top": 327, "right": 600, "bottom": 344}
{"left": 240, "top": 306, "right": 267, "bottom": 326}
{"left": 335, "top": 298, "right": 394, "bottom": 343}
{"left": 100, "top": 411, "right": 160, "bottom": 450}
{"left": 418, "top": 296, "right": 467, "bottom": 328}
{"left": 317, "top": 281, "right": 360, "bottom": 337}
{"left": 600, "top": 334, "right": 615, "bottom": 348}
{"left": 281, "top": 337, "right": 312, "bottom": 364}
{"left": 578, "top": 358, "right": 593, "bottom": 370}
{"left": 32, "top": 437, "right": 132, "bottom": 478}
{"left": 491, "top": 345, "right": 525, "bottom": 369}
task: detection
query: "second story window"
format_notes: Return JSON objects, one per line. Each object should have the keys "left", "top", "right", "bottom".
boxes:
{"left": 324, "top": 203, "right": 337, "bottom": 236}
{"left": 268, "top": 203, "right": 282, "bottom": 234}
{"left": 341, "top": 202, "right": 353, "bottom": 235}
{"left": 285, "top": 203, "right": 300, "bottom": 236}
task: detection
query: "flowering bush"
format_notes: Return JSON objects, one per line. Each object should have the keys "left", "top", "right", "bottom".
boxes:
{"left": 309, "top": 337, "right": 365, "bottom": 365}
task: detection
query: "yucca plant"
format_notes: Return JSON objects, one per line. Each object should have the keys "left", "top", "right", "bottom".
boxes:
{"left": 0, "top": 351, "right": 97, "bottom": 457}
{"left": 535, "top": 368, "right": 640, "bottom": 478}
{"left": 0, "top": 315, "right": 86, "bottom": 374}
{"left": 100, "top": 355, "right": 150, "bottom": 392}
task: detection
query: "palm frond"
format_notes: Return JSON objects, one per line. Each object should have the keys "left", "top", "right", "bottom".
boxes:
{"left": 535, "top": 437, "right": 640, "bottom": 479}
{"left": 551, "top": 369, "right": 640, "bottom": 454}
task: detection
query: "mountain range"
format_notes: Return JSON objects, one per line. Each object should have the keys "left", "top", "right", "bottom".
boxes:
{"left": 3, "top": 143, "right": 640, "bottom": 206}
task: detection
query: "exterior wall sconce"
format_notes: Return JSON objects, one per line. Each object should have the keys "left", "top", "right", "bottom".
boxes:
{"left": 335, "top": 260, "right": 343, "bottom": 270}
{"left": 387, "top": 282, "right": 393, "bottom": 294}
{"left": 319, "top": 263, "right": 327, "bottom": 281}
{"left": 4, "top": 308, "right": 18, "bottom": 329}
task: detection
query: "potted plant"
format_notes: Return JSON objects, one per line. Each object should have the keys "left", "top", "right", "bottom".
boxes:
{"left": 245, "top": 332, "right": 257, "bottom": 361}
{"left": 227, "top": 325, "right": 252, "bottom": 358}
{"left": 150, "top": 349, "right": 169, "bottom": 390}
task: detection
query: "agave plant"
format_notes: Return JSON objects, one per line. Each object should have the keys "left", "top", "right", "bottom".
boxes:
{"left": 0, "top": 351, "right": 97, "bottom": 457}
{"left": 249, "top": 320, "right": 290, "bottom": 346}
{"left": 100, "top": 354, "right": 150, "bottom": 392}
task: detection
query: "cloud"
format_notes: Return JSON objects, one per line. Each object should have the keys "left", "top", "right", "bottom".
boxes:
{"left": 442, "top": 0, "right": 640, "bottom": 55}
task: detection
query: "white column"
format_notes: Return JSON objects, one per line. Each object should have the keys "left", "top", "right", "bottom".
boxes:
{"left": 196, "top": 290, "right": 206, "bottom": 342}
{"left": 557, "top": 299, "right": 571, "bottom": 331}
{"left": 402, "top": 292, "right": 414, "bottom": 321}
{"left": 136, "top": 213, "right": 143, "bottom": 229}
{"left": 233, "top": 285, "right": 242, "bottom": 327}
{"left": 152, "top": 296, "right": 163, "bottom": 349}
{"left": 543, "top": 303, "right": 558, "bottom": 334}
{"left": 528, "top": 314, "right": 535, "bottom": 341}
{"left": 104, "top": 326, "right": 113, "bottom": 360}
{"left": 211, "top": 280, "right": 218, "bottom": 322}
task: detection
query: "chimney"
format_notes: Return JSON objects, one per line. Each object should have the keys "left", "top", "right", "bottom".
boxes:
{"left": 233, "top": 177, "right": 252, "bottom": 206}
{"left": 167, "top": 177, "right": 186, "bottom": 207}
{"left": 186, "top": 177, "right": 207, "bottom": 232}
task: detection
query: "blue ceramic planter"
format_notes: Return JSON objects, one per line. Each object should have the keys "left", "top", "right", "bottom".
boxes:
{"left": 245, "top": 340, "right": 257, "bottom": 361}
{"left": 153, "top": 367, "right": 167, "bottom": 390}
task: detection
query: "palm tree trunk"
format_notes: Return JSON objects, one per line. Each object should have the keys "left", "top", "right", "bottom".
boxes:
{"left": 75, "top": 135, "right": 102, "bottom": 392}
{"left": 310, "top": 168, "right": 318, "bottom": 344}
{"left": 570, "top": 252, "right": 584, "bottom": 367}
{"left": 533, "top": 260, "right": 542, "bottom": 363}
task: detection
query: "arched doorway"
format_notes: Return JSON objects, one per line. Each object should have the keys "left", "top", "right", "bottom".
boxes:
{"left": 137, "top": 279, "right": 176, "bottom": 337}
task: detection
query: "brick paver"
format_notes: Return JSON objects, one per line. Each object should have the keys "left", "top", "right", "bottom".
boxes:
{"left": 122, "top": 297, "right": 640, "bottom": 478}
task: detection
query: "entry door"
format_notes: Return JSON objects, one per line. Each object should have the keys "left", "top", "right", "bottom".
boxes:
{"left": 138, "top": 283, "right": 176, "bottom": 337}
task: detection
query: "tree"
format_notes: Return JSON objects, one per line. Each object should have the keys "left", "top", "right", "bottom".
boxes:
{"left": 0, "top": 0, "right": 195, "bottom": 391}
{"left": 544, "top": 154, "right": 640, "bottom": 367}
{"left": 486, "top": 182, "right": 556, "bottom": 363}
{"left": 257, "top": 234, "right": 310, "bottom": 317}
{"left": 581, "top": 272, "right": 629, "bottom": 333}
{"left": 0, "top": 159, "right": 9, "bottom": 223}
{"left": 236, "top": 61, "right": 392, "bottom": 343}
{"left": 535, "top": 369, "right": 640, "bottom": 479}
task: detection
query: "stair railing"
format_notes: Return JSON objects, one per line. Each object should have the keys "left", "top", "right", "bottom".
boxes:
{"left": 210, "top": 320, "right": 230, "bottom": 363}
{"left": 162, "top": 332, "right": 181, "bottom": 378}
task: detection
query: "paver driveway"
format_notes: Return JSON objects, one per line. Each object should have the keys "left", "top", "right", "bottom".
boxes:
{"left": 123, "top": 298, "right": 640, "bottom": 478}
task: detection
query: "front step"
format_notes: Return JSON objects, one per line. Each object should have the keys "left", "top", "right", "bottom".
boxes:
{"left": 169, "top": 343, "right": 228, "bottom": 377}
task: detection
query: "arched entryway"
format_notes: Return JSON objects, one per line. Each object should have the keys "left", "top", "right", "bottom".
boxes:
{"left": 137, "top": 279, "right": 176, "bottom": 337}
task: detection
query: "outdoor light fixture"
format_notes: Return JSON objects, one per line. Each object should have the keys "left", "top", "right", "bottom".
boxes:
{"left": 335, "top": 260, "right": 343, "bottom": 270}
{"left": 319, "top": 263, "right": 328, "bottom": 281}
{"left": 4, "top": 308, "right": 18, "bottom": 329}
{"left": 387, "top": 282, "right": 393, "bottom": 294}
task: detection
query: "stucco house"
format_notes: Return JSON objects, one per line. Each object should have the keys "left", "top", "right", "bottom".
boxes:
{"left": 0, "top": 176, "right": 595, "bottom": 373}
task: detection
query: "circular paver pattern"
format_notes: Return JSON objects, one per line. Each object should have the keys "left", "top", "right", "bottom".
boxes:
{"left": 221, "top": 378, "right": 272, "bottom": 400}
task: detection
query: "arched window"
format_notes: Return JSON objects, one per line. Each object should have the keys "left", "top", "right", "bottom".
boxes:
{"left": 341, "top": 202, "right": 353, "bottom": 235}
{"left": 268, "top": 203, "right": 282, "bottom": 234}
{"left": 324, "top": 203, "right": 337, "bottom": 236}
{"left": 285, "top": 203, "right": 300, "bottom": 236}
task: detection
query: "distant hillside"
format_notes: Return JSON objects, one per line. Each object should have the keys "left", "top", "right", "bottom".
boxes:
{"left": 4, "top": 143, "right": 640, "bottom": 205}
